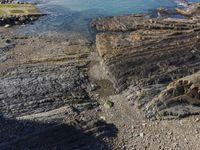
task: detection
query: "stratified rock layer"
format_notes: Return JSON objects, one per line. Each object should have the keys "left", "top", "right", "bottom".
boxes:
{"left": 92, "top": 10, "right": 200, "bottom": 119}
{"left": 0, "top": 33, "right": 117, "bottom": 149}
{"left": 176, "top": 2, "right": 200, "bottom": 16}
{"left": 145, "top": 71, "right": 200, "bottom": 119}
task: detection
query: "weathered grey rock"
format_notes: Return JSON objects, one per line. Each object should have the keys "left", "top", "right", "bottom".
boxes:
{"left": 0, "top": 33, "right": 118, "bottom": 149}
{"left": 0, "top": 64, "right": 97, "bottom": 117}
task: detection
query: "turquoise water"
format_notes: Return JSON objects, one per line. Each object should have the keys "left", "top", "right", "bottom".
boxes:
{"left": 20, "top": 0, "right": 199, "bottom": 35}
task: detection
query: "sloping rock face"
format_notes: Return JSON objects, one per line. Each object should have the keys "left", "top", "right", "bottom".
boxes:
{"left": 145, "top": 71, "right": 200, "bottom": 119}
{"left": 92, "top": 10, "right": 200, "bottom": 119}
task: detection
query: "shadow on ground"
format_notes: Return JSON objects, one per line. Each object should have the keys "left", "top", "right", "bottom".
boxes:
{"left": 0, "top": 115, "right": 118, "bottom": 150}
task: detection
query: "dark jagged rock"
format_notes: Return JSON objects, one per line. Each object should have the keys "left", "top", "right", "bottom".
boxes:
{"left": 92, "top": 6, "right": 200, "bottom": 119}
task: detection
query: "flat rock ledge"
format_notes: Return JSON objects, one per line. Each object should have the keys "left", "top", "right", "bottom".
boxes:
{"left": 0, "top": 2, "right": 45, "bottom": 27}
{"left": 92, "top": 3, "right": 200, "bottom": 119}
{"left": 0, "top": 64, "right": 97, "bottom": 118}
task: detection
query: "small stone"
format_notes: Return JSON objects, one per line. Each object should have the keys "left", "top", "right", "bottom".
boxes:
{"left": 195, "top": 129, "right": 199, "bottom": 134}
{"left": 168, "top": 132, "right": 173, "bottom": 135}
{"left": 140, "top": 133, "right": 144, "bottom": 138}
{"left": 195, "top": 118, "right": 200, "bottom": 122}
{"left": 100, "top": 116, "right": 106, "bottom": 121}
{"left": 142, "top": 123, "right": 147, "bottom": 127}
{"left": 131, "top": 125, "right": 136, "bottom": 129}
{"left": 104, "top": 100, "right": 114, "bottom": 108}
{"left": 90, "top": 83, "right": 98, "bottom": 91}
{"left": 4, "top": 24, "right": 11, "bottom": 28}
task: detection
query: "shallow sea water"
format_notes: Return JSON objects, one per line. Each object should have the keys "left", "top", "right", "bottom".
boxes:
{"left": 19, "top": 0, "right": 200, "bottom": 36}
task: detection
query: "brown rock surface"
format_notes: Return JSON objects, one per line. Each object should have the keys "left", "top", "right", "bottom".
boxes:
{"left": 176, "top": 2, "right": 200, "bottom": 16}
{"left": 92, "top": 8, "right": 200, "bottom": 119}
{"left": 145, "top": 71, "right": 200, "bottom": 119}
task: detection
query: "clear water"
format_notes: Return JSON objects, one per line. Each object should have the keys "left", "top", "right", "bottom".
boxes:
{"left": 19, "top": 0, "right": 200, "bottom": 36}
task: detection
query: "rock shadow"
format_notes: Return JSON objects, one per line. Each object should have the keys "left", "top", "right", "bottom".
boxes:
{"left": 0, "top": 116, "right": 118, "bottom": 150}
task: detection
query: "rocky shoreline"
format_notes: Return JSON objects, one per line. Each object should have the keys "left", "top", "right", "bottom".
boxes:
{"left": 91, "top": 2, "right": 200, "bottom": 119}
{"left": 0, "top": 1, "right": 44, "bottom": 27}
{"left": 1, "top": 1, "right": 200, "bottom": 150}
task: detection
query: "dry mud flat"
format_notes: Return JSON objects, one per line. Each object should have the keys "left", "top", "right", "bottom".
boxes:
{"left": 1, "top": 2, "right": 200, "bottom": 150}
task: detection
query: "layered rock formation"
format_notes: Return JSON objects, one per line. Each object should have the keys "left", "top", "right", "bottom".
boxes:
{"left": 145, "top": 71, "right": 200, "bottom": 119}
{"left": 92, "top": 6, "right": 200, "bottom": 119}
{"left": 0, "top": 33, "right": 117, "bottom": 149}
{"left": 176, "top": 2, "right": 200, "bottom": 16}
{"left": 0, "top": 64, "right": 97, "bottom": 118}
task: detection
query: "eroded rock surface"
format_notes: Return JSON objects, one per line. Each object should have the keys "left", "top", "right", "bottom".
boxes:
{"left": 0, "top": 32, "right": 117, "bottom": 149}
{"left": 92, "top": 6, "right": 200, "bottom": 119}
{"left": 145, "top": 71, "right": 200, "bottom": 119}
{"left": 0, "top": 64, "right": 97, "bottom": 117}
{"left": 176, "top": 2, "right": 200, "bottom": 16}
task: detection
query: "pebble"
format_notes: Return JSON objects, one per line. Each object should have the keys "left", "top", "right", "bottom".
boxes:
{"left": 100, "top": 116, "right": 106, "bottom": 121}
{"left": 168, "top": 132, "right": 173, "bottom": 135}
{"left": 4, "top": 24, "right": 11, "bottom": 28}
{"left": 195, "top": 129, "right": 199, "bottom": 134}
{"left": 104, "top": 100, "right": 114, "bottom": 108}
{"left": 195, "top": 118, "right": 200, "bottom": 122}
{"left": 142, "top": 123, "right": 147, "bottom": 127}
{"left": 90, "top": 83, "right": 98, "bottom": 91}
{"left": 140, "top": 133, "right": 144, "bottom": 138}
